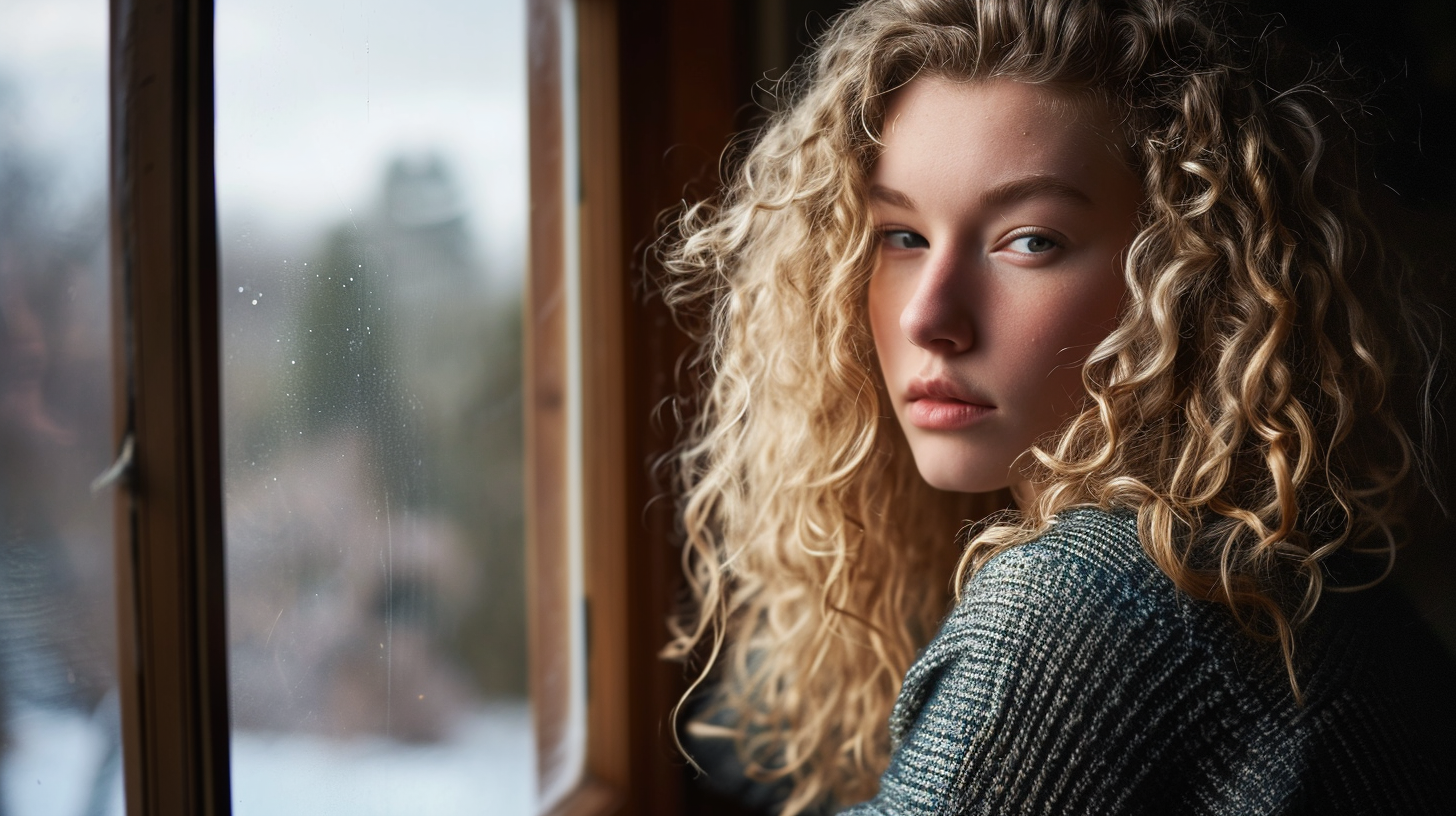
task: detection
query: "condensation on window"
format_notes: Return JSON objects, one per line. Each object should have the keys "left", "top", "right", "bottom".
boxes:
{"left": 216, "top": 1, "right": 532, "bottom": 812}
{"left": 0, "top": 1, "right": 122, "bottom": 813}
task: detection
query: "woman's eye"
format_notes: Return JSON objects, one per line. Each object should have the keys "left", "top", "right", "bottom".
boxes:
{"left": 882, "top": 230, "right": 929, "bottom": 250}
{"left": 1007, "top": 234, "right": 1058, "bottom": 254}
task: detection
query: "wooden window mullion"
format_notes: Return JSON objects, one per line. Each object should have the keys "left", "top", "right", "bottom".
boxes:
{"left": 110, "top": 0, "right": 231, "bottom": 812}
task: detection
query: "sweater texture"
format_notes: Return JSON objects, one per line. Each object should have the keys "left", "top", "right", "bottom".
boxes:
{"left": 839, "top": 508, "right": 1456, "bottom": 815}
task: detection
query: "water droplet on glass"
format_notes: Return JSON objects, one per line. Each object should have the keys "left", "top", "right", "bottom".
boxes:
{"left": 251, "top": 299, "right": 258, "bottom": 305}
{"left": 238, "top": 286, "right": 244, "bottom": 293}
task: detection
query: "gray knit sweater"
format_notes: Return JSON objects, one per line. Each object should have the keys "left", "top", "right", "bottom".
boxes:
{"left": 840, "top": 508, "right": 1455, "bottom": 815}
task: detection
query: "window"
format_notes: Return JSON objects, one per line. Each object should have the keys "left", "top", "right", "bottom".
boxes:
{"left": 0, "top": 1, "right": 119, "bottom": 811}
{"left": 4, "top": 0, "right": 846, "bottom": 813}
{"left": 96, "top": 0, "right": 718, "bottom": 812}
{"left": 215, "top": 0, "right": 533, "bottom": 812}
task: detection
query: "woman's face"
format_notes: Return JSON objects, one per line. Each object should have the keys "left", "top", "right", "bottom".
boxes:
{"left": 868, "top": 77, "right": 1143, "bottom": 499}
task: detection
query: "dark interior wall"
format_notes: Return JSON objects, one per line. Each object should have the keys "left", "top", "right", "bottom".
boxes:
{"left": 1259, "top": 0, "right": 1456, "bottom": 212}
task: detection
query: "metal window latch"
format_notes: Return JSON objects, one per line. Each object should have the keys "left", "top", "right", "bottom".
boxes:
{"left": 91, "top": 432, "right": 135, "bottom": 494}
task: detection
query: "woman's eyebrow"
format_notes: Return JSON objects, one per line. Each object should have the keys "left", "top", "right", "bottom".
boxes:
{"left": 870, "top": 177, "right": 1096, "bottom": 213}
{"left": 981, "top": 176, "right": 1093, "bottom": 208}
{"left": 869, "top": 184, "right": 918, "bottom": 211}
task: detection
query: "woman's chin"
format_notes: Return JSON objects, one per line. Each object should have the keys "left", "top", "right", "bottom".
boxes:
{"left": 912, "top": 461, "right": 1009, "bottom": 495}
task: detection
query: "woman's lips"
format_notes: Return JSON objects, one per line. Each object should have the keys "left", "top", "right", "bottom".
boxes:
{"left": 906, "top": 398, "right": 994, "bottom": 430}
{"left": 904, "top": 377, "right": 995, "bottom": 429}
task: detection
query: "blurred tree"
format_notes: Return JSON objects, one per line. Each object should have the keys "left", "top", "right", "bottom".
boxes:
{"left": 274, "top": 151, "right": 527, "bottom": 697}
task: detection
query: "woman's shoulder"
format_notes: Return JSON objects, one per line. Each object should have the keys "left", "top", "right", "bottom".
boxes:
{"left": 872, "top": 509, "right": 1259, "bottom": 812}
{"left": 898, "top": 506, "right": 1281, "bottom": 762}
{"left": 893, "top": 507, "right": 1221, "bottom": 748}
{"left": 940, "top": 507, "right": 1185, "bottom": 639}
{"left": 978, "top": 506, "right": 1144, "bottom": 569}
{"left": 865, "top": 508, "right": 1456, "bottom": 814}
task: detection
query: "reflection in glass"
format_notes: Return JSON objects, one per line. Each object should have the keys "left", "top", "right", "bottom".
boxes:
{"left": 216, "top": 1, "right": 532, "bottom": 813}
{"left": 0, "top": 1, "right": 122, "bottom": 813}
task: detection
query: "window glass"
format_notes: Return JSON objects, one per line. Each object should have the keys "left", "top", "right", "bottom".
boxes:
{"left": 0, "top": 1, "right": 123, "bottom": 814}
{"left": 215, "top": 1, "right": 532, "bottom": 812}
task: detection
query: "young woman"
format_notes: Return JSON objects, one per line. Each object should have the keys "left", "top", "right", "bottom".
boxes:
{"left": 660, "top": 0, "right": 1456, "bottom": 813}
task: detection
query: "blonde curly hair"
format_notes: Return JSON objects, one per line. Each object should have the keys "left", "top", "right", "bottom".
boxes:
{"left": 658, "top": 0, "right": 1439, "bottom": 812}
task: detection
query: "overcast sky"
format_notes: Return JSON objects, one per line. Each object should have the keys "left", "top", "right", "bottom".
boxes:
{"left": 0, "top": 0, "right": 108, "bottom": 216}
{"left": 215, "top": 0, "right": 527, "bottom": 267}
{"left": 0, "top": 0, "right": 527, "bottom": 275}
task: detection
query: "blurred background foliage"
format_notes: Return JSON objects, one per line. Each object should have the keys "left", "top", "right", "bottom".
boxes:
{"left": 222, "top": 149, "right": 527, "bottom": 741}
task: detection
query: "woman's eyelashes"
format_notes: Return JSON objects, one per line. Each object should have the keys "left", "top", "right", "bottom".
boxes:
{"left": 997, "top": 229, "right": 1066, "bottom": 263}
{"left": 880, "top": 229, "right": 930, "bottom": 250}
{"left": 879, "top": 227, "right": 1064, "bottom": 258}
{"left": 1006, "top": 233, "right": 1059, "bottom": 254}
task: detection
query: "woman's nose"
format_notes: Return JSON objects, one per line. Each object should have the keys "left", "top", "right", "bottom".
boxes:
{"left": 899, "top": 250, "right": 975, "bottom": 354}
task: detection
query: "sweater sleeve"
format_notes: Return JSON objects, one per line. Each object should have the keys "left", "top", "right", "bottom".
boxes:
{"left": 840, "top": 518, "right": 1233, "bottom": 816}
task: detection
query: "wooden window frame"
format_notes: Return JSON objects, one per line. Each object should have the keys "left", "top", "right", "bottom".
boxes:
{"left": 529, "top": 1, "right": 749, "bottom": 814}
{"left": 110, "top": 0, "right": 231, "bottom": 812}
{"left": 529, "top": 1, "right": 640, "bottom": 812}
{"left": 106, "top": 0, "right": 747, "bottom": 813}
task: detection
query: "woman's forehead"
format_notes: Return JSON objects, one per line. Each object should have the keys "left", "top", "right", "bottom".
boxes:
{"left": 870, "top": 76, "right": 1138, "bottom": 209}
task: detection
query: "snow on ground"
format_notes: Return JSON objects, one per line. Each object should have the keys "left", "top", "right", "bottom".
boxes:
{"left": 1, "top": 705, "right": 120, "bottom": 816}
{"left": 2, "top": 700, "right": 534, "bottom": 816}
{"left": 231, "top": 701, "right": 535, "bottom": 815}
